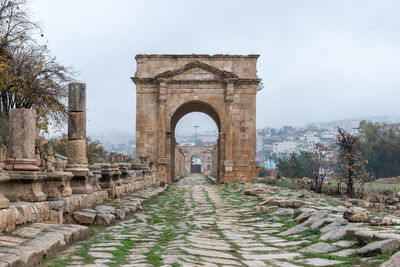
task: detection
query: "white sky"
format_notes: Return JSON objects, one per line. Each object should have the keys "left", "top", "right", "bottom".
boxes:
{"left": 28, "top": 0, "right": 400, "bottom": 136}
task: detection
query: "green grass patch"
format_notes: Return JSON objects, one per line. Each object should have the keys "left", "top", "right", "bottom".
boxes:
{"left": 145, "top": 251, "right": 162, "bottom": 266}
{"left": 74, "top": 242, "right": 94, "bottom": 264}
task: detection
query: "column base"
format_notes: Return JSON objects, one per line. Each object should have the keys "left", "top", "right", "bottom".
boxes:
{"left": 43, "top": 172, "right": 73, "bottom": 198}
{"left": 5, "top": 171, "right": 46, "bottom": 202}
{"left": 69, "top": 170, "right": 94, "bottom": 194}
{"left": 5, "top": 158, "right": 40, "bottom": 171}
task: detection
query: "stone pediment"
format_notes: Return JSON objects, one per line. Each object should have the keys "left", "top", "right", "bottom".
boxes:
{"left": 155, "top": 60, "right": 238, "bottom": 80}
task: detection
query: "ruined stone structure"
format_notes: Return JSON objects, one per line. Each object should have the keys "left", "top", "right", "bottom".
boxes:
{"left": 177, "top": 146, "right": 217, "bottom": 176}
{"left": 132, "top": 54, "right": 260, "bottom": 184}
{"left": 0, "top": 82, "right": 157, "bottom": 235}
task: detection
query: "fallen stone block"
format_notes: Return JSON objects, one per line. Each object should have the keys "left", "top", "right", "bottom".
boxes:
{"left": 356, "top": 238, "right": 400, "bottom": 257}
{"left": 115, "top": 209, "right": 126, "bottom": 220}
{"left": 368, "top": 215, "right": 392, "bottom": 226}
{"left": 95, "top": 213, "right": 115, "bottom": 225}
{"left": 343, "top": 207, "right": 369, "bottom": 223}
{"left": 73, "top": 211, "right": 96, "bottom": 225}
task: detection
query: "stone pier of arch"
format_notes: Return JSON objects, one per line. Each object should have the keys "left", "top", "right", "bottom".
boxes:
{"left": 132, "top": 54, "right": 261, "bottom": 184}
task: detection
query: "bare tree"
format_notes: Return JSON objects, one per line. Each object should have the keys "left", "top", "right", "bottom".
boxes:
{"left": 336, "top": 127, "right": 359, "bottom": 197}
{"left": 306, "top": 143, "right": 335, "bottom": 193}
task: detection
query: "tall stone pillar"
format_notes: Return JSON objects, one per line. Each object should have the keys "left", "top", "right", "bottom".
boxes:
{"left": 65, "top": 83, "right": 93, "bottom": 194}
{"left": 224, "top": 81, "right": 235, "bottom": 183}
{"left": 157, "top": 81, "right": 167, "bottom": 184}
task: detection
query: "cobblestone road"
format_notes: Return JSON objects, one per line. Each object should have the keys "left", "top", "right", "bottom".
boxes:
{"left": 47, "top": 174, "right": 348, "bottom": 266}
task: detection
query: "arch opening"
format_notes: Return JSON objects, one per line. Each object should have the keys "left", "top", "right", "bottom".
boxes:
{"left": 190, "top": 155, "right": 201, "bottom": 173}
{"left": 170, "top": 101, "right": 222, "bottom": 183}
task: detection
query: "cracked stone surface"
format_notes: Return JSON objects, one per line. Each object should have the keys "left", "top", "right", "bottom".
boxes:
{"left": 45, "top": 174, "right": 397, "bottom": 266}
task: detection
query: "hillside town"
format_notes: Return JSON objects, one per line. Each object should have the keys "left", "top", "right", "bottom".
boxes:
{"left": 256, "top": 124, "right": 357, "bottom": 169}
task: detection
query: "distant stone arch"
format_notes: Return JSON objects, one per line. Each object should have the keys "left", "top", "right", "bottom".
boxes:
{"left": 132, "top": 54, "right": 260, "bottom": 184}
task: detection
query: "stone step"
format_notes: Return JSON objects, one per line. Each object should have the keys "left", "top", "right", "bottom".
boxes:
{"left": 0, "top": 223, "right": 88, "bottom": 266}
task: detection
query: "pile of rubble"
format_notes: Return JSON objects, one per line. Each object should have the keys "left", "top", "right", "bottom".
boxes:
{"left": 245, "top": 181, "right": 400, "bottom": 265}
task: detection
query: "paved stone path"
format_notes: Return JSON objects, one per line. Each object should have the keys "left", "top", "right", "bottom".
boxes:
{"left": 46, "top": 174, "right": 361, "bottom": 266}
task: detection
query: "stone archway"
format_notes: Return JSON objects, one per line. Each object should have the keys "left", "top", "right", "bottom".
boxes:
{"left": 132, "top": 54, "right": 260, "bottom": 184}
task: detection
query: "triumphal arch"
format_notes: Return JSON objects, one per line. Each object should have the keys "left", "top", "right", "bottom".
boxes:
{"left": 132, "top": 54, "right": 260, "bottom": 184}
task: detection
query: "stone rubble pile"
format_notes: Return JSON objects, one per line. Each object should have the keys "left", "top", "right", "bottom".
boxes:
{"left": 245, "top": 181, "right": 400, "bottom": 264}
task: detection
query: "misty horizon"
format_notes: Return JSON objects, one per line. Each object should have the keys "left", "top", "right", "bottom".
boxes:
{"left": 28, "top": 0, "right": 400, "bottom": 138}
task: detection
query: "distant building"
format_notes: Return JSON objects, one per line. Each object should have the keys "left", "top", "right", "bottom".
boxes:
{"left": 282, "top": 126, "right": 294, "bottom": 135}
{"left": 272, "top": 141, "right": 297, "bottom": 153}
{"left": 256, "top": 135, "right": 263, "bottom": 152}
{"left": 321, "top": 131, "right": 336, "bottom": 139}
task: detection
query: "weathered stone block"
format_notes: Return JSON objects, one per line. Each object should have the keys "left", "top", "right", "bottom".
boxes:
{"left": 95, "top": 213, "right": 115, "bottom": 225}
{"left": 68, "top": 83, "right": 86, "bottom": 112}
{"left": 4, "top": 171, "right": 46, "bottom": 202}
{"left": 68, "top": 112, "right": 86, "bottom": 140}
{"left": 73, "top": 211, "right": 96, "bottom": 225}
{"left": 43, "top": 172, "right": 73, "bottom": 198}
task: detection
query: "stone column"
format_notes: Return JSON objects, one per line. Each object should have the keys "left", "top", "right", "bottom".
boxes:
{"left": 224, "top": 81, "right": 235, "bottom": 183}
{"left": 157, "top": 81, "right": 167, "bottom": 184}
{"left": 5, "top": 109, "right": 40, "bottom": 171}
{"left": 65, "top": 83, "right": 93, "bottom": 194}
{"left": 4, "top": 109, "right": 46, "bottom": 202}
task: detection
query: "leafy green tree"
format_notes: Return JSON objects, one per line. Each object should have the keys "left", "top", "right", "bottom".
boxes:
{"left": 86, "top": 137, "right": 105, "bottom": 164}
{"left": 49, "top": 135, "right": 105, "bottom": 164}
{"left": 356, "top": 120, "right": 400, "bottom": 178}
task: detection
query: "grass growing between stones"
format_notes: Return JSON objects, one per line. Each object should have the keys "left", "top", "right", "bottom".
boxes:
{"left": 139, "top": 186, "right": 195, "bottom": 266}
{"left": 74, "top": 242, "right": 94, "bottom": 264}
{"left": 42, "top": 257, "right": 71, "bottom": 267}
{"left": 107, "top": 238, "right": 135, "bottom": 266}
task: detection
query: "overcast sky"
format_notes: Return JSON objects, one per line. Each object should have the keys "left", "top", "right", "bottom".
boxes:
{"left": 28, "top": 0, "right": 400, "bottom": 136}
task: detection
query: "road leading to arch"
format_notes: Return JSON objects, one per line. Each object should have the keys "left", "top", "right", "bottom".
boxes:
{"left": 46, "top": 174, "right": 346, "bottom": 266}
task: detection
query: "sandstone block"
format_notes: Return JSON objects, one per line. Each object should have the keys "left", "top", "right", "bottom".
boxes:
{"left": 73, "top": 211, "right": 96, "bottom": 225}
{"left": 368, "top": 215, "right": 392, "bottom": 226}
{"left": 356, "top": 238, "right": 400, "bottom": 257}
{"left": 95, "top": 213, "right": 115, "bottom": 225}
{"left": 343, "top": 207, "right": 369, "bottom": 222}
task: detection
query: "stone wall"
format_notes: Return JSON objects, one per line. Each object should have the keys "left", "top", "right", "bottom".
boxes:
{"left": 174, "top": 146, "right": 186, "bottom": 178}
{"left": 177, "top": 145, "right": 218, "bottom": 176}
{"left": 0, "top": 167, "right": 156, "bottom": 233}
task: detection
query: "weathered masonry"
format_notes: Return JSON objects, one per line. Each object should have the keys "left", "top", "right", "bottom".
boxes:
{"left": 132, "top": 54, "right": 261, "bottom": 184}
{"left": 176, "top": 146, "right": 218, "bottom": 176}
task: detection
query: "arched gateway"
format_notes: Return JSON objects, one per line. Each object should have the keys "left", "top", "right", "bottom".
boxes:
{"left": 132, "top": 54, "right": 260, "bottom": 184}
